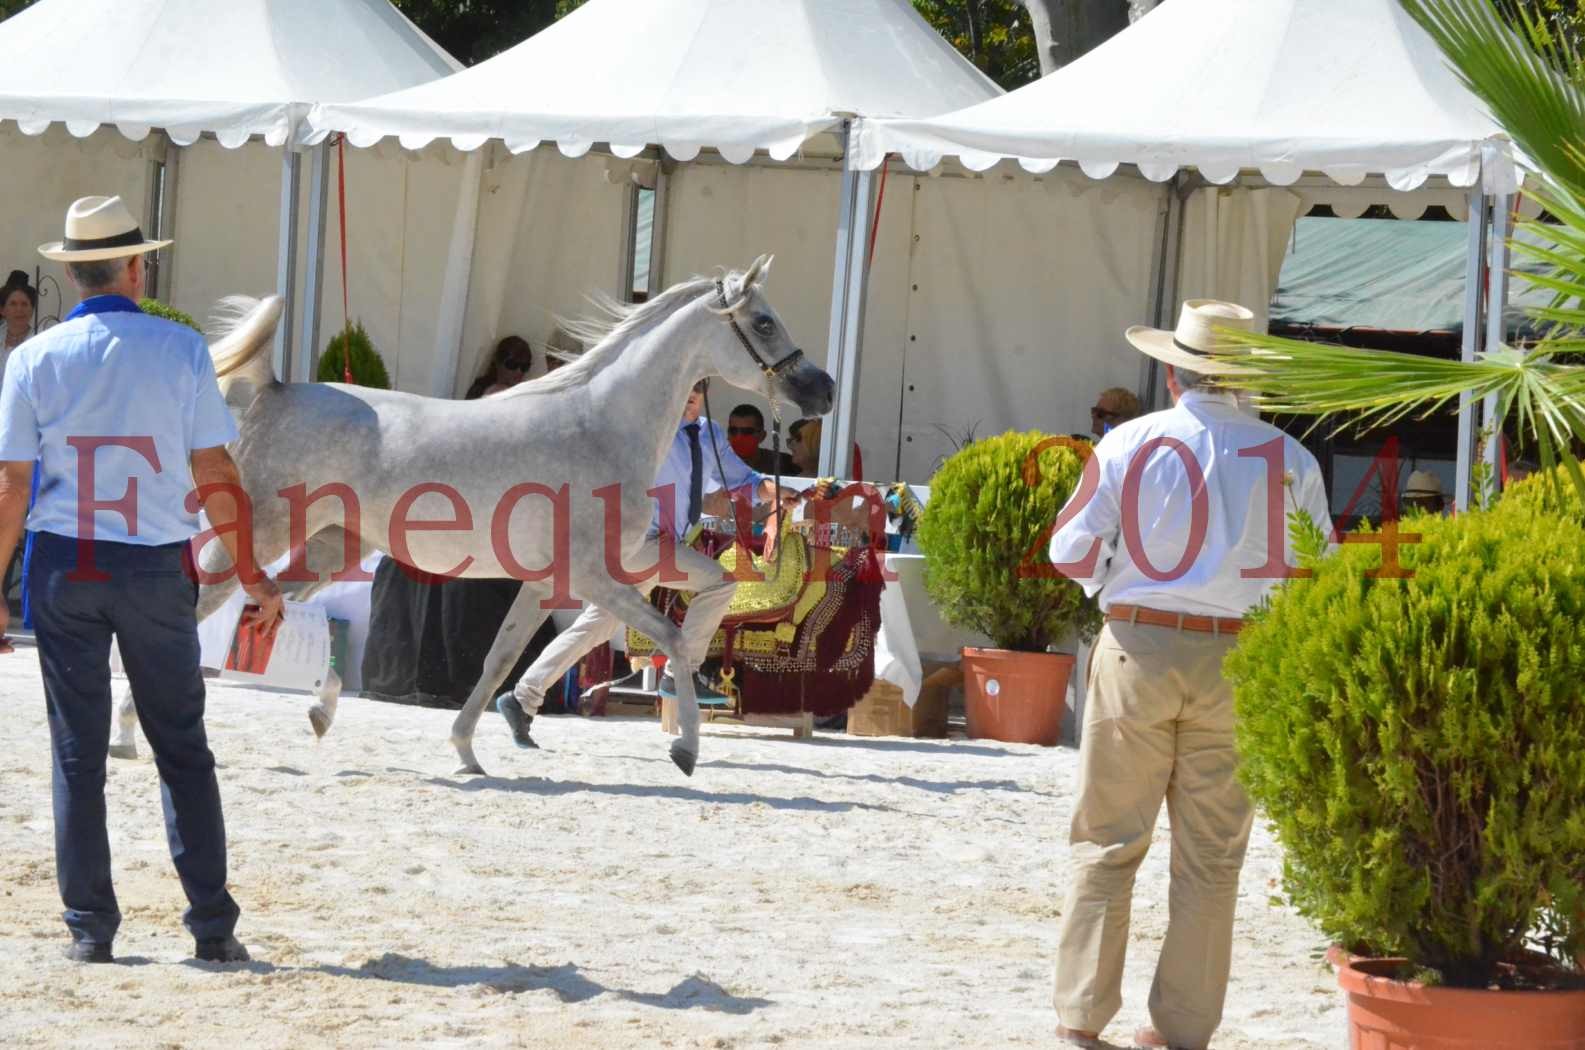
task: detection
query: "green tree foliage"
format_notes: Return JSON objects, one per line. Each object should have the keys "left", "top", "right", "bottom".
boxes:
{"left": 318, "top": 321, "right": 391, "bottom": 389}
{"left": 912, "top": 1, "right": 1040, "bottom": 88}
{"left": 1227, "top": 503, "right": 1585, "bottom": 986}
{"left": 916, "top": 431, "right": 1100, "bottom": 651}
{"left": 137, "top": 298, "right": 201, "bottom": 332}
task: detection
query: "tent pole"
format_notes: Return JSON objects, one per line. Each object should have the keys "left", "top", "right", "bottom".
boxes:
{"left": 273, "top": 147, "right": 303, "bottom": 384}
{"left": 1481, "top": 191, "right": 1513, "bottom": 498}
{"left": 1143, "top": 173, "right": 1184, "bottom": 409}
{"left": 1453, "top": 190, "right": 1491, "bottom": 512}
{"left": 297, "top": 140, "right": 330, "bottom": 383}
{"left": 430, "top": 149, "right": 484, "bottom": 397}
{"left": 819, "top": 120, "right": 875, "bottom": 479}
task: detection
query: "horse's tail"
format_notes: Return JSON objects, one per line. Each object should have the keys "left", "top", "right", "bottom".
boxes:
{"left": 207, "top": 295, "right": 283, "bottom": 414}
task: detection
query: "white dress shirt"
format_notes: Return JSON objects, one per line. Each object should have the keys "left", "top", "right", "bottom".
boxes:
{"left": 650, "top": 416, "right": 764, "bottom": 540}
{"left": 1048, "top": 389, "right": 1332, "bottom": 618}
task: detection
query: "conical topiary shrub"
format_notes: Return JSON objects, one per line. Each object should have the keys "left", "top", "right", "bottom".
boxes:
{"left": 138, "top": 298, "right": 201, "bottom": 332}
{"left": 317, "top": 321, "right": 391, "bottom": 389}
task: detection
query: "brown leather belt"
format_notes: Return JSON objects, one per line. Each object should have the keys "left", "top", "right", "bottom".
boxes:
{"left": 1105, "top": 603, "right": 1244, "bottom": 636}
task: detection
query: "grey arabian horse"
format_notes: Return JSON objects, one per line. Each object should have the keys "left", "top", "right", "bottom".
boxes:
{"left": 110, "top": 257, "right": 832, "bottom": 776}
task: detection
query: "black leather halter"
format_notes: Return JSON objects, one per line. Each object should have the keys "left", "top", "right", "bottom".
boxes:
{"left": 715, "top": 279, "right": 805, "bottom": 378}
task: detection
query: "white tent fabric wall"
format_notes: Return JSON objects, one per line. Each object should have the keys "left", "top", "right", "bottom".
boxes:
{"left": 0, "top": 126, "right": 161, "bottom": 314}
{"left": 890, "top": 169, "right": 1164, "bottom": 480}
{"left": 453, "top": 149, "right": 631, "bottom": 395}
{"left": 171, "top": 137, "right": 471, "bottom": 393}
{"left": 1176, "top": 187, "right": 1306, "bottom": 335}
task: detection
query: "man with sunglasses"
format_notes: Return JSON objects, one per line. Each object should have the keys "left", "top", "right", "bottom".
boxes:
{"left": 1089, "top": 387, "right": 1142, "bottom": 438}
{"left": 727, "top": 404, "right": 798, "bottom": 475}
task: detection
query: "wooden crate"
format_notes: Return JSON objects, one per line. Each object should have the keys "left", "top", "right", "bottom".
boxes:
{"left": 848, "top": 669, "right": 955, "bottom": 738}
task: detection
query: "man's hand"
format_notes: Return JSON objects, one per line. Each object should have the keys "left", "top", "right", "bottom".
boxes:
{"left": 242, "top": 576, "right": 285, "bottom": 640}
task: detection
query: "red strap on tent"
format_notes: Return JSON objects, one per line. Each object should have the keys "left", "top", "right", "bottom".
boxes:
{"left": 336, "top": 134, "right": 353, "bottom": 383}
{"left": 852, "top": 443, "right": 863, "bottom": 483}
{"left": 866, "top": 153, "right": 891, "bottom": 270}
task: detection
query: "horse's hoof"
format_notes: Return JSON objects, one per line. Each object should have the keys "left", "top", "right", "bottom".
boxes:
{"left": 308, "top": 706, "right": 332, "bottom": 739}
{"left": 495, "top": 693, "right": 538, "bottom": 750}
{"left": 108, "top": 743, "right": 138, "bottom": 761}
{"left": 454, "top": 763, "right": 487, "bottom": 777}
{"left": 670, "top": 741, "right": 697, "bottom": 777}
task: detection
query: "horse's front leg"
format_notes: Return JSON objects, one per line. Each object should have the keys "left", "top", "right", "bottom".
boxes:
{"left": 450, "top": 582, "right": 552, "bottom": 776}
{"left": 589, "top": 544, "right": 736, "bottom": 776}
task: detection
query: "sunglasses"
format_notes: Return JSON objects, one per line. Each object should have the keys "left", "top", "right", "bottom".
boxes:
{"left": 726, "top": 426, "right": 762, "bottom": 437}
{"left": 1090, "top": 406, "right": 1122, "bottom": 420}
{"left": 501, "top": 356, "right": 531, "bottom": 370}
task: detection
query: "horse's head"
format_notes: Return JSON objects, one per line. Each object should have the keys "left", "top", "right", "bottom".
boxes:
{"left": 705, "top": 255, "right": 835, "bottom": 418}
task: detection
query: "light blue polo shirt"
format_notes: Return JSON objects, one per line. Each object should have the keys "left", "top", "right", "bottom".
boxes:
{"left": 0, "top": 295, "right": 238, "bottom": 545}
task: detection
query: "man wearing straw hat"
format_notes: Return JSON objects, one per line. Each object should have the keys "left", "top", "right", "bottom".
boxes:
{"left": 0, "top": 195, "right": 282, "bottom": 965}
{"left": 1048, "top": 301, "right": 1332, "bottom": 1050}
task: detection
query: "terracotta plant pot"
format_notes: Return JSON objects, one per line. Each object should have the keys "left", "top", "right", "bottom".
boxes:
{"left": 960, "top": 647, "right": 1073, "bottom": 746}
{"left": 1336, "top": 955, "right": 1585, "bottom": 1049}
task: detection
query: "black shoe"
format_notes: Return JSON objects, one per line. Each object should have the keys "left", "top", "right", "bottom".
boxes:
{"left": 63, "top": 941, "right": 113, "bottom": 964}
{"left": 495, "top": 692, "right": 538, "bottom": 750}
{"left": 658, "top": 670, "right": 732, "bottom": 706}
{"left": 194, "top": 936, "right": 250, "bottom": 963}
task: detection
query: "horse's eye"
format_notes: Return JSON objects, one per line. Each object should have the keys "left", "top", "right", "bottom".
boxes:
{"left": 752, "top": 316, "right": 775, "bottom": 336}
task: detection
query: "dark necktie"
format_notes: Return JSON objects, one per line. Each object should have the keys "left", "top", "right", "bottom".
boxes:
{"left": 685, "top": 422, "right": 703, "bottom": 526}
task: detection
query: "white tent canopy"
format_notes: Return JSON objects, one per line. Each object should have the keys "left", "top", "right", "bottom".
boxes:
{"left": 307, "top": 0, "right": 998, "bottom": 161}
{"left": 854, "top": 0, "right": 1516, "bottom": 192}
{"left": 0, "top": 0, "right": 458, "bottom": 146}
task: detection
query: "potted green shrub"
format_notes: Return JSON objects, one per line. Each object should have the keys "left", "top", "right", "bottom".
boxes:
{"left": 317, "top": 321, "right": 391, "bottom": 389}
{"left": 137, "top": 298, "right": 201, "bottom": 332}
{"left": 1225, "top": 499, "right": 1585, "bottom": 1047}
{"left": 916, "top": 430, "right": 1100, "bottom": 745}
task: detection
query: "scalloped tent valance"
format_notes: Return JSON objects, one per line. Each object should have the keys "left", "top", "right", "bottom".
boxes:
{"left": 853, "top": 0, "right": 1519, "bottom": 193}
{"left": 305, "top": 0, "right": 1001, "bottom": 161}
{"left": 0, "top": 0, "right": 458, "bottom": 147}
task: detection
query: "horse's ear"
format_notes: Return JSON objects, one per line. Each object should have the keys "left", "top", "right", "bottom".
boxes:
{"left": 744, "top": 253, "right": 773, "bottom": 287}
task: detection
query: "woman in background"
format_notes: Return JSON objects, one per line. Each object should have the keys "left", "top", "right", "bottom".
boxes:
{"left": 465, "top": 335, "right": 533, "bottom": 399}
{"left": 1, "top": 270, "right": 37, "bottom": 373}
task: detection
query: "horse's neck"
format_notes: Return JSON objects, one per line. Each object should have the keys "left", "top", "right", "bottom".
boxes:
{"left": 588, "top": 298, "right": 717, "bottom": 471}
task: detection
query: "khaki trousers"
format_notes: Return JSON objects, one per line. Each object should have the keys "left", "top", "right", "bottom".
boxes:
{"left": 1053, "top": 620, "right": 1253, "bottom": 1050}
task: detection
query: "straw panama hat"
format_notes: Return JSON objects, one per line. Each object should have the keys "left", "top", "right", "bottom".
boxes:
{"left": 1125, "top": 299, "right": 1258, "bottom": 376}
{"left": 39, "top": 195, "right": 172, "bottom": 262}
{"left": 1404, "top": 470, "right": 1445, "bottom": 499}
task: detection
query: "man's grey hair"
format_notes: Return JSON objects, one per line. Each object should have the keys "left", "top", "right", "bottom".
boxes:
{"left": 1169, "top": 364, "right": 1215, "bottom": 391}
{"left": 66, "top": 257, "right": 131, "bottom": 294}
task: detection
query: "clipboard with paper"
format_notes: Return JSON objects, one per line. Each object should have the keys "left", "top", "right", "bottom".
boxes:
{"left": 221, "top": 600, "right": 332, "bottom": 693}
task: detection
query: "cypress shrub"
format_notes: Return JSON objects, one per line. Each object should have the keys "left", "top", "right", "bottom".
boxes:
{"left": 1227, "top": 505, "right": 1585, "bottom": 987}
{"left": 916, "top": 430, "right": 1100, "bottom": 652}
{"left": 317, "top": 321, "right": 391, "bottom": 390}
{"left": 137, "top": 298, "right": 201, "bottom": 332}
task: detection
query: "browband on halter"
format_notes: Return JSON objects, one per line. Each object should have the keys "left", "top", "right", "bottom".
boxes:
{"left": 715, "top": 279, "right": 805, "bottom": 378}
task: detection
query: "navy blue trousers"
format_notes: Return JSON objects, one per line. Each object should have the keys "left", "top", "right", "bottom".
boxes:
{"left": 30, "top": 531, "right": 239, "bottom": 947}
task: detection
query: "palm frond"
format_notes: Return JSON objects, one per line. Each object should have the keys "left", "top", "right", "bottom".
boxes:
{"left": 1401, "top": 0, "right": 1585, "bottom": 200}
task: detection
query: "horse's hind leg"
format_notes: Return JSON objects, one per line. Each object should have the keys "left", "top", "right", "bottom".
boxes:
{"left": 450, "top": 583, "right": 553, "bottom": 776}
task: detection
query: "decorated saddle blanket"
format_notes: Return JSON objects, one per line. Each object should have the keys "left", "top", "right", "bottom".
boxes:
{"left": 626, "top": 531, "right": 883, "bottom": 717}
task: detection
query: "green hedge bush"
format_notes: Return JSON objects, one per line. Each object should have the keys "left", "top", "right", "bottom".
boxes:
{"left": 138, "top": 298, "right": 201, "bottom": 332}
{"left": 1226, "top": 504, "right": 1585, "bottom": 986}
{"left": 317, "top": 321, "right": 390, "bottom": 389}
{"left": 917, "top": 430, "right": 1100, "bottom": 652}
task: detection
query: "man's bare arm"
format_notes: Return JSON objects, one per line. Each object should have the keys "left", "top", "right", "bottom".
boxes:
{"left": 190, "top": 445, "right": 283, "bottom": 636}
{"left": 0, "top": 461, "right": 32, "bottom": 650}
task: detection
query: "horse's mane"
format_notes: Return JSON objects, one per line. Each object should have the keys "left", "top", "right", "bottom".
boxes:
{"left": 496, "top": 270, "right": 742, "bottom": 398}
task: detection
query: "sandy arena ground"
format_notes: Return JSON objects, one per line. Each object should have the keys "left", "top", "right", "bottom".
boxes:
{"left": 0, "top": 641, "right": 1344, "bottom": 1049}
